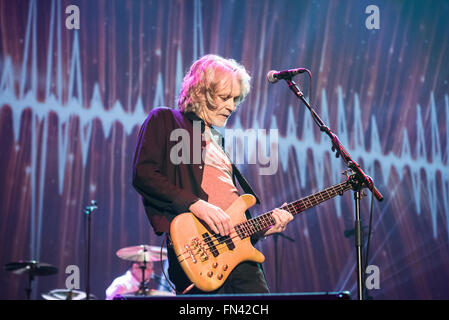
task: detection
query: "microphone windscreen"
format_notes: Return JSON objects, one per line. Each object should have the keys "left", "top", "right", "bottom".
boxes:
{"left": 266, "top": 70, "right": 278, "bottom": 83}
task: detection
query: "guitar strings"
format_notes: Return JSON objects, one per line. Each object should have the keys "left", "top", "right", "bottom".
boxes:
{"left": 177, "top": 232, "right": 244, "bottom": 264}
{"left": 199, "top": 182, "right": 350, "bottom": 247}
{"left": 180, "top": 182, "right": 350, "bottom": 255}
{"left": 203, "top": 186, "right": 338, "bottom": 245}
{"left": 177, "top": 183, "right": 351, "bottom": 262}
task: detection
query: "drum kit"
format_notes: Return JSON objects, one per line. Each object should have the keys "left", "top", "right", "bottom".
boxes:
{"left": 115, "top": 244, "right": 173, "bottom": 297}
{"left": 3, "top": 244, "right": 173, "bottom": 300}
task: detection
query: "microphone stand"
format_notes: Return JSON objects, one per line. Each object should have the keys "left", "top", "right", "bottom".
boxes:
{"left": 282, "top": 78, "right": 383, "bottom": 300}
{"left": 83, "top": 200, "right": 98, "bottom": 301}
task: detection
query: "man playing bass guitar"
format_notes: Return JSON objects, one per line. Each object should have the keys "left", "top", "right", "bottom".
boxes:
{"left": 132, "top": 54, "right": 293, "bottom": 294}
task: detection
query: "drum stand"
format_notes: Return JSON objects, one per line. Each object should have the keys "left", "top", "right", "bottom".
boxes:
{"left": 137, "top": 247, "right": 149, "bottom": 295}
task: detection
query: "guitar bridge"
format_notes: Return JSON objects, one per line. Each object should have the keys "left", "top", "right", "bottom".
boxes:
{"left": 190, "top": 237, "right": 209, "bottom": 262}
{"left": 185, "top": 244, "right": 197, "bottom": 264}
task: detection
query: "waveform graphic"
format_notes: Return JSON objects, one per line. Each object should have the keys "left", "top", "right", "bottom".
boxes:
{"left": 228, "top": 88, "right": 449, "bottom": 225}
{"left": 1, "top": 0, "right": 449, "bottom": 300}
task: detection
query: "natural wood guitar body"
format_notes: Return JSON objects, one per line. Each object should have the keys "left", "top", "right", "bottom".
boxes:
{"left": 169, "top": 194, "right": 264, "bottom": 292}
{"left": 169, "top": 177, "right": 354, "bottom": 292}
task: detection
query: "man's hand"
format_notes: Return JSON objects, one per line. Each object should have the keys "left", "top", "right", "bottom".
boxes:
{"left": 263, "top": 203, "right": 293, "bottom": 237}
{"left": 189, "top": 200, "right": 233, "bottom": 236}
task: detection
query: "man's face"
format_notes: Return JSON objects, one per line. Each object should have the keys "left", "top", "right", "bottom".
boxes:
{"left": 202, "top": 76, "right": 241, "bottom": 128}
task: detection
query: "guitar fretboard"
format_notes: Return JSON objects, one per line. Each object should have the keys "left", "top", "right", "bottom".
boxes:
{"left": 235, "top": 179, "right": 352, "bottom": 239}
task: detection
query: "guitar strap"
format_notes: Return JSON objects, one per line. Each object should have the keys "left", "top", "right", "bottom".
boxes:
{"left": 231, "top": 163, "right": 261, "bottom": 205}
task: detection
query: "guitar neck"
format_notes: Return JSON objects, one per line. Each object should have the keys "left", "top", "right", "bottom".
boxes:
{"left": 235, "top": 179, "right": 352, "bottom": 239}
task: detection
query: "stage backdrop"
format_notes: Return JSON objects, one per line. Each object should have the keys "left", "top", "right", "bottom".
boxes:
{"left": 1, "top": 0, "right": 448, "bottom": 299}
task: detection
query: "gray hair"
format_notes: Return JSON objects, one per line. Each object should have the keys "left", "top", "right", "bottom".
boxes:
{"left": 177, "top": 54, "right": 251, "bottom": 115}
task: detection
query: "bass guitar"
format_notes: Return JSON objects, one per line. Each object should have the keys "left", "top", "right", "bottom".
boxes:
{"left": 169, "top": 175, "right": 356, "bottom": 292}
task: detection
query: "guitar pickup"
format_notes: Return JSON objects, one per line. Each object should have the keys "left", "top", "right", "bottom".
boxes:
{"left": 202, "top": 233, "right": 219, "bottom": 257}
{"left": 219, "top": 235, "right": 235, "bottom": 251}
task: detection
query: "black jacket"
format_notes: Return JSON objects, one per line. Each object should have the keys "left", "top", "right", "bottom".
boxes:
{"left": 132, "top": 107, "right": 260, "bottom": 235}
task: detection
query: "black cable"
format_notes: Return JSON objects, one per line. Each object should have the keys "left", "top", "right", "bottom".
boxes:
{"left": 160, "top": 234, "right": 178, "bottom": 294}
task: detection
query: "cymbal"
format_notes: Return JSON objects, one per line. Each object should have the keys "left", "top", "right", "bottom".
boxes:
{"left": 4, "top": 260, "right": 58, "bottom": 276}
{"left": 116, "top": 245, "right": 167, "bottom": 262}
{"left": 42, "top": 289, "right": 87, "bottom": 300}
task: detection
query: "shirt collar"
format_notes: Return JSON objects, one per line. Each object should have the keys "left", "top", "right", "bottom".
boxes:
{"left": 181, "top": 111, "right": 225, "bottom": 146}
{"left": 182, "top": 111, "right": 206, "bottom": 133}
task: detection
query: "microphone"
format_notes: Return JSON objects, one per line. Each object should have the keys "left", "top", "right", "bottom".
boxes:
{"left": 266, "top": 68, "right": 307, "bottom": 83}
